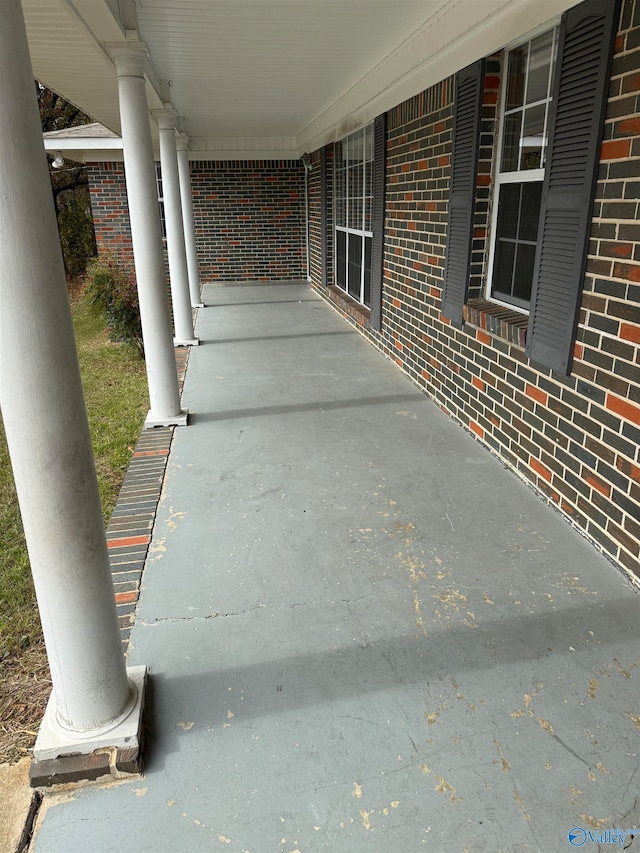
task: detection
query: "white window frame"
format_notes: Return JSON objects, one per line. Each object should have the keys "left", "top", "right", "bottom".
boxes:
{"left": 334, "top": 123, "right": 374, "bottom": 307}
{"left": 485, "top": 20, "right": 560, "bottom": 313}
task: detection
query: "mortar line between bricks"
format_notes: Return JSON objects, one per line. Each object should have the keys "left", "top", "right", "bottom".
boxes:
{"left": 104, "top": 345, "right": 191, "bottom": 651}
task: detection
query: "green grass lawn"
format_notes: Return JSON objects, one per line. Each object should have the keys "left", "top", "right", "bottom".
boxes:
{"left": 0, "top": 293, "right": 149, "bottom": 660}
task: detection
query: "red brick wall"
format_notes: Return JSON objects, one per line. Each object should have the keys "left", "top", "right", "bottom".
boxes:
{"left": 87, "top": 162, "right": 134, "bottom": 269}
{"left": 310, "top": 0, "right": 640, "bottom": 582}
{"left": 87, "top": 159, "right": 306, "bottom": 282}
{"left": 190, "top": 160, "right": 305, "bottom": 281}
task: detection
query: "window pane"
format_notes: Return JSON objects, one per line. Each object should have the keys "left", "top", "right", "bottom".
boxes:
{"left": 348, "top": 165, "right": 363, "bottom": 229}
{"left": 501, "top": 112, "right": 523, "bottom": 172}
{"left": 364, "top": 237, "right": 372, "bottom": 307}
{"left": 526, "top": 31, "right": 553, "bottom": 104}
{"left": 348, "top": 234, "right": 363, "bottom": 300}
{"left": 492, "top": 239, "right": 516, "bottom": 299}
{"left": 520, "top": 103, "right": 546, "bottom": 170}
{"left": 506, "top": 46, "right": 527, "bottom": 110}
{"left": 365, "top": 196, "right": 373, "bottom": 233}
{"left": 495, "top": 184, "right": 520, "bottom": 240}
{"left": 513, "top": 243, "right": 537, "bottom": 302}
{"left": 519, "top": 182, "right": 543, "bottom": 241}
{"left": 336, "top": 230, "right": 347, "bottom": 291}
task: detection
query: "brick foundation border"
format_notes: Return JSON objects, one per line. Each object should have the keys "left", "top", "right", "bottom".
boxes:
{"left": 107, "top": 345, "right": 190, "bottom": 650}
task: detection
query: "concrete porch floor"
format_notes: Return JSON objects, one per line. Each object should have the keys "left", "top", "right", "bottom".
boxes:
{"left": 33, "top": 281, "right": 640, "bottom": 852}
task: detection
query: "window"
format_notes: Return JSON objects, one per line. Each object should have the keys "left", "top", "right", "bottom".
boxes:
{"left": 334, "top": 124, "right": 374, "bottom": 308}
{"left": 155, "top": 162, "right": 166, "bottom": 240}
{"left": 443, "top": 0, "right": 619, "bottom": 375}
{"left": 487, "top": 26, "right": 559, "bottom": 310}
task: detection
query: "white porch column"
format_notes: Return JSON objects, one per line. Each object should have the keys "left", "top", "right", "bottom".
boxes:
{"left": 111, "top": 46, "right": 188, "bottom": 427}
{"left": 155, "top": 109, "right": 199, "bottom": 344}
{"left": 0, "top": 0, "right": 145, "bottom": 782}
{"left": 177, "top": 134, "right": 204, "bottom": 307}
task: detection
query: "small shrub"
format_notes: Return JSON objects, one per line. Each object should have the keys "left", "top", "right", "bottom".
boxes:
{"left": 86, "top": 256, "right": 144, "bottom": 357}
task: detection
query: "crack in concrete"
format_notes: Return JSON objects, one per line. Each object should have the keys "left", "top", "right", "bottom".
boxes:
{"left": 137, "top": 594, "right": 372, "bottom": 625}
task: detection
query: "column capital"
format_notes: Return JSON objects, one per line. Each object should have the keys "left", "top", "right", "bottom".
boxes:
{"left": 153, "top": 107, "right": 179, "bottom": 132}
{"left": 108, "top": 42, "right": 149, "bottom": 78}
{"left": 176, "top": 133, "right": 190, "bottom": 153}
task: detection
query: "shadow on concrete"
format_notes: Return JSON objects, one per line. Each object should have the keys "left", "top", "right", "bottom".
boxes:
{"left": 203, "top": 330, "right": 356, "bottom": 345}
{"left": 204, "top": 299, "right": 322, "bottom": 308}
{"left": 142, "top": 591, "right": 640, "bottom": 774}
{"left": 190, "top": 392, "right": 426, "bottom": 424}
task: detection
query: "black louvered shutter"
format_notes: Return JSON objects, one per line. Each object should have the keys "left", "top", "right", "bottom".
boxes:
{"left": 320, "top": 148, "right": 328, "bottom": 288}
{"left": 441, "top": 59, "right": 485, "bottom": 327}
{"left": 526, "top": 0, "right": 620, "bottom": 374}
{"left": 370, "top": 113, "right": 387, "bottom": 331}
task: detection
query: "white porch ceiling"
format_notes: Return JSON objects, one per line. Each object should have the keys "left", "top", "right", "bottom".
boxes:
{"left": 23, "top": 0, "right": 578, "bottom": 159}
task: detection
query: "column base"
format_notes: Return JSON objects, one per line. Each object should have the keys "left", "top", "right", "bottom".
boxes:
{"left": 30, "top": 665, "right": 147, "bottom": 788}
{"left": 173, "top": 337, "right": 200, "bottom": 347}
{"left": 144, "top": 408, "right": 189, "bottom": 428}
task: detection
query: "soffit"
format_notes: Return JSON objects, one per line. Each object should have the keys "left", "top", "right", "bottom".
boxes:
{"left": 134, "top": 0, "right": 448, "bottom": 139}
{"left": 22, "top": 0, "right": 580, "bottom": 157}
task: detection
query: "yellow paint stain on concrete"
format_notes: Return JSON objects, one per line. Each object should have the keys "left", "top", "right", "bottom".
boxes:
{"left": 524, "top": 694, "right": 532, "bottom": 707}
{"left": 383, "top": 808, "right": 389, "bottom": 815}
{"left": 438, "top": 589, "right": 467, "bottom": 611}
{"left": 133, "top": 788, "right": 147, "bottom": 797}
{"left": 587, "top": 772, "right": 596, "bottom": 781}
{"left": 614, "top": 658, "right": 632, "bottom": 678}
{"left": 217, "top": 836, "right": 231, "bottom": 844}
{"left": 425, "top": 711, "right": 440, "bottom": 726}
{"left": 483, "top": 591, "right": 494, "bottom": 604}
{"left": 359, "top": 809, "right": 373, "bottom": 830}
{"left": 544, "top": 764, "right": 552, "bottom": 771}
{"left": 625, "top": 712, "right": 640, "bottom": 731}
{"left": 538, "top": 717, "right": 555, "bottom": 736}
{"left": 511, "top": 709, "right": 525, "bottom": 719}
{"left": 421, "top": 763, "right": 431, "bottom": 775}
{"left": 149, "top": 538, "right": 167, "bottom": 559}
{"left": 227, "top": 710, "right": 234, "bottom": 719}
{"left": 166, "top": 507, "right": 187, "bottom": 531}
{"left": 391, "top": 801, "right": 399, "bottom": 808}
{"left": 414, "top": 594, "right": 428, "bottom": 636}
{"left": 352, "top": 782, "right": 363, "bottom": 798}
{"left": 596, "top": 763, "right": 610, "bottom": 775}
{"left": 176, "top": 721, "right": 194, "bottom": 731}
{"left": 167, "top": 800, "right": 175, "bottom": 807}
{"left": 513, "top": 790, "right": 530, "bottom": 821}
{"left": 434, "top": 775, "right": 459, "bottom": 804}
{"left": 579, "top": 815, "right": 608, "bottom": 830}
{"left": 587, "top": 678, "right": 599, "bottom": 699}
{"left": 437, "top": 571, "right": 446, "bottom": 580}
{"left": 493, "top": 738, "right": 511, "bottom": 772}
{"left": 570, "top": 785, "right": 583, "bottom": 805}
